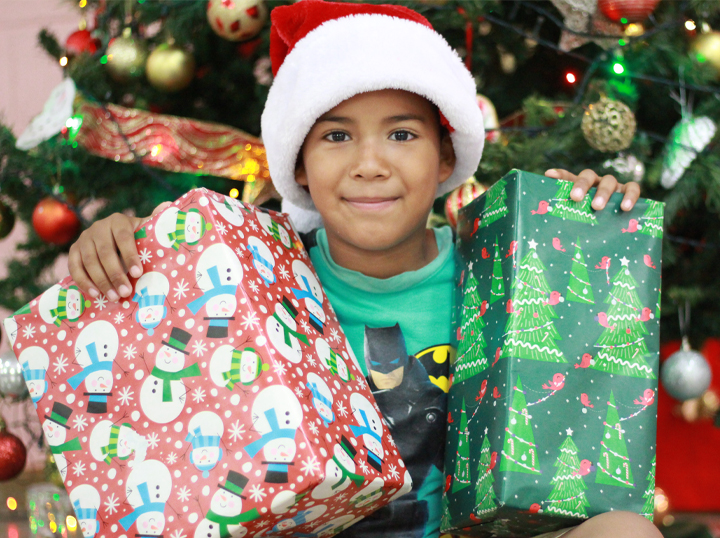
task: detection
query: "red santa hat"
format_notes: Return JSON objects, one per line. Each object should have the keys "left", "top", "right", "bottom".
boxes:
{"left": 260, "top": 0, "right": 485, "bottom": 231}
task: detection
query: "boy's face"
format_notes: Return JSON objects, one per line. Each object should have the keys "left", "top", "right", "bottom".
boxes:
{"left": 296, "top": 90, "right": 455, "bottom": 252}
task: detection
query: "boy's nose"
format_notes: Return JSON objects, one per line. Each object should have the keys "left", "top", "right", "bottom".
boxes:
{"left": 350, "top": 142, "right": 390, "bottom": 180}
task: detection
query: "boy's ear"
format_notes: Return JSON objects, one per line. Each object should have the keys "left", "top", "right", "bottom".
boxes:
{"left": 438, "top": 133, "right": 456, "bottom": 185}
{"left": 295, "top": 152, "right": 309, "bottom": 188}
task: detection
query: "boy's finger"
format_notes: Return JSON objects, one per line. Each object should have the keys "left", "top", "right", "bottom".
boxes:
{"left": 592, "top": 175, "right": 618, "bottom": 210}
{"left": 113, "top": 217, "right": 144, "bottom": 281}
{"left": 620, "top": 181, "right": 641, "bottom": 211}
{"left": 570, "top": 169, "right": 599, "bottom": 201}
{"left": 68, "top": 244, "right": 99, "bottom": 298}
{"left": 94, "top": 230, "right": 132, "bottom": 301}
{"left": 80, "top": 242, "right": 117, "bottom": 301}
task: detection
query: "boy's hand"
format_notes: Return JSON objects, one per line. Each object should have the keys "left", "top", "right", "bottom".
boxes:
{"left": 544, "top": 169, "right": 640, "bottom": 211}
{"left": 68, "top": 202, "right": 171, "bottom": 302}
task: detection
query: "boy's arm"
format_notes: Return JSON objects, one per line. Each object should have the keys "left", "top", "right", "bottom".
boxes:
{"left": 544, "top": 169, "right": 641, "bottom": 211}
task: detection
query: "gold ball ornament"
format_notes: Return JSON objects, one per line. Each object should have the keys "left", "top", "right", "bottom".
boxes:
{"left": 692, "top": 31, "right": 720, "bottom": 75}
{"left": 444, "top": 178, "right": 486, "bottom": 229}
{"left": 207, "top": 0, "right": 268, "bottom": 42}
{"left": 146, "top": 43, "right": 196, "bottom": 93}
{"left": 581, "top": 97, "right": 636, "bottom": 152}
{"left": 106, "top": 28, "right": 148, "bottom": 83}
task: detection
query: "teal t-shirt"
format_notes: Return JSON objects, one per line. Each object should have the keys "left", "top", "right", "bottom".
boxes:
{"left": 306, "top": 227, "right": 455, "bottom": 538}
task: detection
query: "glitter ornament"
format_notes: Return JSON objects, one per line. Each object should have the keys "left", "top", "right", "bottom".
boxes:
{"left": 32, "top": 197, "right": 81, "bottom": 246}
{"left": 581, "top": 97, "right": 636, "bottom": 152}
{"left": 661, "top": 338, "right": 712, "bottom": 401}
{"left": 661, "top": 116, "right": 716, "bottom": 189}
{"left": 444, "top": 178, "right": 486, "bottom": 229}
{"left": 0, "top": 417, "right": 26, "bottom": 481}
{"left": 597, "top": 0, "right": 660, "bottom": 23}
{"left": 106, "top": 28, "right": 148, "bottom": 83}
{"left": 207, "top": 0, "right": 268, "bottom": 42}
{"left": 692, "top": 31, "right": 720, "bottom": 74}
{"left": 146, "top": 43, "right": 196, "bottom": 93}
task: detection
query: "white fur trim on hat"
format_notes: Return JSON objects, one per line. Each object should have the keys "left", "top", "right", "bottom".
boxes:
{"left": 261, "top": 13, "right": 484, "bottom": 231}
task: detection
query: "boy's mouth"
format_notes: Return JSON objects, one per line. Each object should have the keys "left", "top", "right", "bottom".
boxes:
{"left": 343, "top": 197, "right": 399, "bottom": 211}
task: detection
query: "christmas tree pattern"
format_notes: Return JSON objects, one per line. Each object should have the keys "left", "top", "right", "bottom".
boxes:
{"left": 638, "top": 200, "right": 664, "bottom": 238}
{"left": 641, "top": 455, "right": 656, "bottom": 521}
{"left": 455, "top": 269, "right": 489, "bottom": 382}
{"left": 545, "top": 434, "right": 590, "bottom": 518}
{"left": 479, "top": 178, "right": 509, "bottom": 228}
{"left": 596, "top": 391, "right": 634, "bottom": 489}
{"left": 452, "top": 399, "right": 472, "bottom": 493}
{"left": 489, "top": 237, "right": 505, "bottom": 304}
{"left": 590, "top": 258, "right": 656, "bottom": 379}
{"left": 499, "top": 377, "right": 541, "bottom": 475}
{"left": 548, "top": 179, "right": 597, "bottom": 225}
{"left": 567, "top": 237, "right": 595, "bottom": 304}
{"left": 501, "top": 241, "right": 567, "bottom": 363}
{"left": 440, "top": 493, "right": 452, "bottom": 531}
{"left": 474, "top": 431, "right": 498, "bottom": 516}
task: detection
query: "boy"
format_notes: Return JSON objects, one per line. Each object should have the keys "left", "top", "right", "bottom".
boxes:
{"left": 68, "top": 2, "right": 657, "bottom": 538}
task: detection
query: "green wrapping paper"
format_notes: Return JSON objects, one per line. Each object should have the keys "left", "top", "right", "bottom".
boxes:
{"left": 441, "top": 170, "right": 663, "bottom": 537}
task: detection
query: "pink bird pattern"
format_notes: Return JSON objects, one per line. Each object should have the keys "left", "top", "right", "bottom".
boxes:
{"left": 575, "top": 353, "right": 593, "bottom": 369}
{"left": 636, "top": 307, "right": 654, "bottom": 322}
{"left": 481, "top": 247, "right": 491, "bottom": 259}
{"left": 531, "top": 200, "right": 551, "bottom": 215}
{"left": 506, "top": 240, "right": 518, "bottom": 258}
{"left": 471, "top": 217, "right": 480, "bottom": 237}
{"left": 580, "top": 393, "right": 594, "bottom": 408}
{"left": 573, "top": 459, "right": 593, "bottom": 476}
{"left": 634, "top": 388, "right": 655, "bottom": 406}
{"left": 479, "top": 300, "right": 488, "bottom": 317}
{"left": 597, "top": 312, "right": 616, "bottom": 330}
{"left": 542, "top": 373, "right": 565, "bottom": 391}
{"left": 492, "top": 386, "right": 501, "bottom": 399}
{"left": 552, "top": 237, "right": 566, "bottom": 252}
{"left": 644, "top": 254, "right": 656, "bottom": 269}
{"left": 543, "top": 290, "right": 563, "bottom": 306}
{"left": 476, "top": 379, "right": 488, "bottom": 402}
{"left": 595, "top": 256, "right": 611, "bottom": 270}
{"left": 492, "top": 347, "right": 502, "bottom": 367}
{"left": 622, "top": 219, "right": 639, "bottom": 233}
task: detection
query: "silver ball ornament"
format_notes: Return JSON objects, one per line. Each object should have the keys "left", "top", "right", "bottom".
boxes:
{"left": 661, "top": 344, "right": 712, "bottom": 401}
{"left": 0, "top": 351, "right": 28, "bottom": 401}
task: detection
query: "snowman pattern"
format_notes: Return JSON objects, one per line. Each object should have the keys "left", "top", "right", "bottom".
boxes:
{"left": 255, "top": 209, "right": 293, "bottom": 249}
{"left": 270, "top": 504, "right": 327, "bottom": 534}
{"left": 68, "top": 320, "right": 119, "bottom": 414}
{"left": 17, "top": 346, "right": 50, "bottom": 405}
{"left": 154, "top": 206, "right": 212, "bottom": 251}
{"left": 120, "top": 459, "right": 172, "bottom": 536}
{"left": 266, "top": 298, "right": 308, "bottom": 364}
{"left": 194, "top": 471, "right": 260, "bottom": 538}
{"left": 132, "top": 272, "right": 170, "bottom": 336}
{"left": 311, "top": 514, "right": 364, "bottom": 537}
{"left": 69, "top": 484, "right": 101, "bottom": 538}
{"left": 311, "top": 438, "right": 364, "bottom": 500}
{"left": 315, "top": 338, "right": 354, "bottom": 383}
{"left": 186, "top": 411, "right": 224, "bottom": 478}
{"left": 42, "top": 402, "right": 82, "bottom": 482}
{"left": 349, "top": 393, "right": 385, "bottom": 473}
{"left": 38, "top": 283, "right": 89, "bottom": 327}
{"left": 140, "top": 327, "right": 200, "bottom": 424}
{"left": 350, "top": 477, "right": 385, "bottom": 509}
{"left": 3, "top": 317, "right": 18, "bottom": 349}
{"left": 291, "top": 260, "right": 326, "bottom": 335}
{"left": 209, "top": 345, "right": 269, "bottom": 390}
{"left": 247, "top": 235, "right": 276, "bottom": 287}
{"left": 211, "top": 194, "right": 246, "bottom": 227}
{"left": 89, "top": 420, "right": 147, "bottom": 466}
{"left": 305, "top": 373, "right": 335, "bottom": 427}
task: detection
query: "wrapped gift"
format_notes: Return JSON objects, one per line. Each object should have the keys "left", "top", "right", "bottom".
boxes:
{"left": 4, "top": 188, "right": 410, "bottom": 538}
{"left": 441, "top": 170, "right": 663, "bottom": 537}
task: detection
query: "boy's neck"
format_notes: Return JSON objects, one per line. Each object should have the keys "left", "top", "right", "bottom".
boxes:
{"left": 324, "top": 226, "right": 439, "bottom": 279}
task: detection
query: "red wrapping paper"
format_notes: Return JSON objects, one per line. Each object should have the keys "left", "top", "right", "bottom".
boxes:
{"left": 4, "top": 188, "right": 409, "bottom": 538}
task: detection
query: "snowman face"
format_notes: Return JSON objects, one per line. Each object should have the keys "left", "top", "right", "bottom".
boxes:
{"left": 275, "top": 519, "right": 297, "bottom": 531}
{"left": 205, "top": 295, "right": 237, "bottom": 319}
{"left": 240, "top": 352, "right": 260, "bottom": 385}
{"left": 336, "top": 357, "right": 350, "bottom": 382}
{"left": 184, "top": 212, "right": 203, "bottom": 244}
{"left": 139, "top": 305, "right": 165, "bottom": 326}
{"left": 79, "top": 518, "right": 98, "bottom": 538}
{"left": 314, "top": 399, "right": 333, "bottom": 424}
{"left": 192, "top": 446, "right": 221, "bottom": 467}
{"left": 334, "top": 444, "right": 355, "bottom": 471}
{"left": 306, "top": 299, "right": 325, "bottom": 324}
{"left": 211, "top": 489, "right": 243, "bottom": 516}
{"left": 266, "top": 315, "right": 302, "bottom": 364}
{"left": 85, "top": 370, "right": 113, "bottom": 394}
{"left": 27, "top": 379, "right": 46, "bottom": 401}
{"left": 156, "top": 345, "right": 187, "bottom": 372}
{"left": 214, "top": 197, "right": 245, "bottom": 226}
{"left": 253, "top": 259, "right": 276, "bottom": 285}
{"left": 275, "top": 304, "right": 295, "bottom": 327}
{"left": 136, "top": 512, "right": 165, "bottom": 536}
{"left": 43, "top": 420, "right": 67, "bottom": 444}
{"left": 363, "top": 434, "right": 384, "bottom": 459}
{"left": 117, "top": 428, "right": 134, "bottom": 458}
{"left": 263, "top": 438, "right": 297, "bottom": 463}
{"left": 65, "top": 288, "right": 84, "bottom": 320}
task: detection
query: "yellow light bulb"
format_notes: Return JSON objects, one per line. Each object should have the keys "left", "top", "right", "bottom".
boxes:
{"left": 229, "top": 188, "right": 240, "bottom": 199}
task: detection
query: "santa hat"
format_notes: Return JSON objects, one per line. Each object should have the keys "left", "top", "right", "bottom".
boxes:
{"left": 261, "top": 0, "right": 484, "bottom": 231}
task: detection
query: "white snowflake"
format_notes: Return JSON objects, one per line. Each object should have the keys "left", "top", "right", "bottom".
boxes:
{"left": 241, "top": 311, "right": 260, "bottom": 330}
{"left": 72, "top": 414, "right": 87, "bottom": 431}
{"left": 94, "top": 295, "right": 108, "bottom": 311}
{"left": 356, "top": 376, "right": 367, "bottom": 390}
{"left": 387, "top": 435, "right": 396, "bottom": 448}
{"left": 53, "top": 354, "right": 68, "bottom": 375}
{"left": 273, "top": 361, "right": 287, "bottom": 376}
{"left": 147, "top": 432, "right": 160, "bottom": 449}
{"left": 114, "top": 312, "right": 125, "bottom": 324}
{"left": 139, "top": 248, "right": 153, "bottom": 264}
{"left": 249, "top": 220, "right": 258, "bottom": 231}
{"left": 336, "top": 401, "right": 348, "bottom": 418}
{"left": 22, "top": 324, "right": 35, "bottom": 339}
{"left": 249, "top": 483, "right": 266, "bottom": 503}
{"left": 166, "top": 452, "right": 178, "bottom": 465}
{"left": 301, "top": 455, "right": 321, "bottom": 476}
{"left": 177, "top": 486, "right": 192, "bottom": 503}
{"left": 123, "top": 344, "right": 137, "bottom": 360}
{"left": 192, "top": 387, "right": 206, "bottom": 403}
{"left": 358, "top": 460, "right": 369, "bottom": 474}
{"left": 192, "top": 340, "right": 207, "bottom": 357}
{"left": 330, "top": 328, "right": 341, "bottom": 343}
{"left": 278, "top": 264, "right": 290, "bottom": 280}
{"left": 118, "top": 386, "right": 134, "bottom": 406}
{"left": 235, "top": 247, "right": 245, "bottom": 258}
{"left": 104, "top": 493, "right": 120, "bottom": 515}
{"left": 335, "top": 492, "right": 348, "bottom": 502}
{"left": 73, "top": 461, "right": 86, "bottom": 476}
{"left": 170, "top": 530, "right": 186, "bottom": 538}
{"left": 248, "top": 280, "right": 259, "bottom": 294}
{"left": 388, "top": 463, "right": 400, "bottom": 480}
{"left": 299, "top": 319, "right": 310, "bottom": 333}
{"left": 216, "top": 221, "right": 227, "bottom": 235}
{"left": 308, "top": 422, "right": 318, "bottom": 436}
{"left": 294, "top": 386, "right": 304, "bottom": 399}
{"left": 229, "top": 420, "right": 246, "bottom": 442}
{"left": 306, "top": 355, "right": 316, "bottom": 367}
{"left": 174, "top": 279, "right": 189, "bottom": 299}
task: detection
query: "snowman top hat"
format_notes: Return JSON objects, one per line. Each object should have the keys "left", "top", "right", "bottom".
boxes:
{"left": 219, "top": 470, "right": 249, "bottom": 499}
{"left": 161, "top": 327, "right": 192, "bottom": 355}
{"left": 45, "top": 402, "right": 72, "bottom": 429}
{"left": 261, "top": 0, "right": 484, "bottom": 231}
{"left": 339, "top": 435, "right": 356, "bottom": 459}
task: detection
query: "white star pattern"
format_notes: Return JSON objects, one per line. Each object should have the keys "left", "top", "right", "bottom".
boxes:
{"left": 192, "top": 340, "right": 207, "bottom": 357}
{"left": 216, "top": 221, "right": 227, "bottom": 235}
{"left": 104, "top": 493, "right": 120, "bottom": 515}
{"left": 249, "top": 484, "right": 266, "bottom": 503}
{"left": 53, "top": 355, "right": 68, "bottom": 375}
{"left": 94, "top": 295, "right": 108, "bottom": 311}
{"left": 566, "top": 427, "right": 574, "bottom": 436}
{"left": 114, "top": 312, "right": 125, "bottom": 324}
{"left": 22, "top": 324, "right": 35, "bottom": 339}
{"left": 335, "top": 492, "right": 348, "bottom": 502}
{"left": 118, "top": 386, "right": 134, "bottom": 406}
{"left": 249, "top": 220, "right": 258, "bottom": 231}
{"left": 387, "top": 435, "right": 396, "bottom": 448}
{"left": 147, "top": 432, "right": 159, "bottom": 449}
{"left": 336, "top": 401, "right": 348, "bottom": 418}
{"left": 166, "top": 452, "right": 178, "bottom": 465}
{"left": 356, "top": 376, "right": 367, "bottom": 390}
{"left": 278, "top": 264, "right": 290, "bottom": 280}
{"left": 192, "top": 387, "right": 206, "bottom": 403}
{"left": 72, "top": 414, "right": 87, "bottom": 431}
{"left": 248, "top": 280, "right": 259, "bottom": 294}
{"left": 174, "top": 279, "right": 189, "bottom": 299}
{"left": 299, "top": 319, "right": 310, "bottom": 333}
{"left": 170, "top": 530, "right": 186, "bottom": 538}
{"left": 358, "top": 460, "right": 369, "bottom": 474}
{"left": 139, "top": 248, "right": 153, "bottom": 264}
{"left": 308, "top": 422, "right": 318, "bottom": 436}
{"left": 241, "top": 312, "right": 260, "bottom": 331}
{"left": 229, "top": 420, "right": 245, "bottom": 442}
{"left": 301, "top": 455, "right": 321, "bottom": 476}
{"left": 528, "top": 239, "right": 538, "bottom": 250}
{"left": 388, "top": 463, "right": 399, "bottom": 480}
{"left": 620, "top": 256, "right": 630, "bottom": 266}
{"left": 123, "top": 344, "right": 137, "bottom": 360}
{"left": 273, "top": 361, "right": 287, "bottom": 376}
{"left": 73, "top": 461, "right": 86, "bottom": 476}
{"left": 330, "top": 328, "right": 340, "bottom": 343}
{"left": 177, "top": 486, "right": 192, "bottom": 503}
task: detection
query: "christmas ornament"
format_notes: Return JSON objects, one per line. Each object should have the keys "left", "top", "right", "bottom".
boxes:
{"left": 207, "top": 0, "right": 268, "bottom": 42}
{"left": 691, "top": 31, "right": 720, "bottom": 73}
{"left": 602, "top": 153, "right": 645, "bottom": 183}
{"left": 597, "top": 0, "right": 660, "bottom": 23}
{"left": 550, "top": 0, "right": 623, "bottom": 51}
{"left": 477, "top": 94, "right": 500, "bottom": 143}
{"left": 0, "top": 200, "right": 15, "bottom": 239}
{"left": 16, "top": 79, "right": 76, "bottom": 151}
{"left": 65, "top": 29, "right": 99, "bottom": 56}
{"left": 444, "top": 178, "right": 486, "bottom": 228}
{"left": 106, "top": 28, "right": 148, "bottom": 83}
{"left": 146, "top": 43, "right": 196, "bottom": 93}
{"left": 0, "top": 351, "right": 28, "bottom": 401}
{"left": 581, "top": 97, "right": 636, "bottom": 152}
{"left": 0, "top": 417, "right": 26, "bottom": 481}
{"left": 677, "top": 389, "right": 720, "bottom": 422}
{"left": 32, "top": 197, "right": 81, "bottom": 246}
{"left": 661, "top": 338, "right": 712, "bottom": 401}
{"left": 660, "top": 116, "right": 716, "bottom": 189}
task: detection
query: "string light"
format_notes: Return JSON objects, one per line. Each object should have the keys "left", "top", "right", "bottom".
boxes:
{"left": 229, "top": 188, "right": 240, "bottom": 198}
{"left": 565, "top": 72, "right": 577, "bottom": 84}
{"left": 685, "top": 20, "right": 696, "bottom": 31}
{"left": 613, "top": 62, "right": 625, "bottom": 74}
{"left": 151, "top": 144, "right": 163, "bottom": 157}
{"left": 59, "top": 57, "right": 68, "bottom": 67}
{"left": 78, "top": 0, "right": 87, "bottom": 6}
{"left": 66, "top": 516, "right": 77, "bottom": 532}
{"left": 6, "top": 498, "right": 16, "bottom": 510}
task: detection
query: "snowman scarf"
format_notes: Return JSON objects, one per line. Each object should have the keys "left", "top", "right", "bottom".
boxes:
{"left": 291, "top": 275, "right": 324, "bottom": 328}
{"left": 350, "top": 409, "right": 383, "bottom": 469}
{"left": 50, "top": 436, "right": 82, "bottom": 455}
{"left": 101, "top": 423, "right": 133, "bottom": 464}
{"left": 331, "top": 454, "right": 364, "bottom": 489}
{"left": 248, "top": 244, "right": 276, "bottom": 286}
{"left": 151, "top": 363, "right": 201, "bottom": 402}
{"left": 222, "top": 350, "right": 249, "bottom": 389}
{"left": 244, "top": 408, "right": 297, "bottom": 459}
{"left": 119, "top": 482, "right": 166, "bottom": 531}
{"left": 267, "top": 220, "right": 285, "bottom": 245}
{"left": 21, "top": 363, "right": 47, "bottom": 403}
{"left": 272, "top": 312, "right": 309, "bottom": 347}
{"left": 68, "top": 342, "right": 114, "bottom": 390}
{"left": 50, "top": 286, "right": 84, "bottom": 326}
{"left": 205, "top": 507, "right": 261, "bottom": 538}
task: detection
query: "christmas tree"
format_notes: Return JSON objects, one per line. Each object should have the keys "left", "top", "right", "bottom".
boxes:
{"left": 596, "top": 392, "right": 634, "bottom": 489}
{"left": 478, "top": 178, "right": 508, "bottom": 229}
{"left": 499, "top": 377, "right": 540, "bottom": 475}
{"left": 638, "top": 200, "right": 664, "bottom": 239}
{"left": 567, "top": 237, "right": 594, "bottom": 304}
{"left": 474, "top": 432, "right": 498, "bottom": 517}
{"left": 452, "top": 399, "right": 472, "bottom": 493}
{"left": 547, "top": 179, "right": 596, "bottom": 225}
{"left": 641, "top": 455, "right": 656, "bottom": 521}
{"left": 455, "top": 269, "right": 489, "bottom": 383}
{"left": 502, "top": 241, "right": 566, "bottom": 363}
{"left": 489, "top": 237, "right": 505, "bottom": 305}
{"left": 591, "top": 259, "right": 655, "bottom": 379}
{"left": 440, "top": 493, "right": 451, "bottom": 531}
{"left": 545, "top": 434, "right": 590, "bottom": 518}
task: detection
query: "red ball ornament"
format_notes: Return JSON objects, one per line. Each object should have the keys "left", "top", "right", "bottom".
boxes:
{"left": 65, "top": 29, "right": 99, "bottom": 56}
{"left": 444, "top": 178, "right": 486, "bottom": 228}
{"left": 32, "top": 197, "right": 81, "bottom": 245}
{"left": 0, "top": 418, "right": 26, "bottom": 481}
{"left": 597, "top": 0, "right": 661, "bottom": 23}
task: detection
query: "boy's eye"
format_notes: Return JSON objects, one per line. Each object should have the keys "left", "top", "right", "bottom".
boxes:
{"left": 325, "top": 131, "right": 349, "bottom": 142}
{"left": 390, "top": 130, "right": 415, "bottom": 142}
